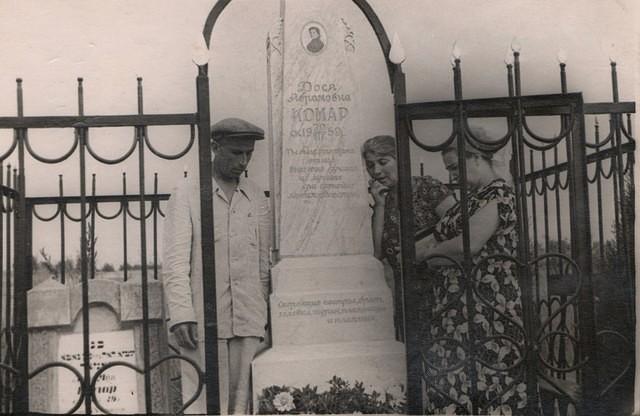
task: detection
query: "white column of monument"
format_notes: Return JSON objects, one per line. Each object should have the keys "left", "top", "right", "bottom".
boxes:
{"left": 253, "top": 0, "right": 405, "bottom": 408}
{"left": 272, "top": 0, "right": 394, "bottom": 345}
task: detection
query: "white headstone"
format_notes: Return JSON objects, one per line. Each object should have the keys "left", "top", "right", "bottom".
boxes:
{"left": 58, "top": 330, "right": 139, "bottom": 414}
{"left": 277, "top": 4, "right": 371, "bottom": 257}
{"left": 254, "top": 1, "right": 405, "bottom": 411}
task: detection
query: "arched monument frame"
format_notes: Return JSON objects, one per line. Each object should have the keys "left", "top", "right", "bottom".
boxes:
{"left": 194, "top": 1, "right": 417, "bottom": 414}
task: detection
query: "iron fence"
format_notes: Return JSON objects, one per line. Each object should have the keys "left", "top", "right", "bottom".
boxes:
{"left": 395, "top": 50, "right": 635, "bottom": 414}
{"left": 0, "top": 74, "right": 215, "bottom": 414}
{"left": 0, "top": 1, "right": 634, "bottom": 414}
{"left": 0, "top": 171, "right": 19, "bottom": 414}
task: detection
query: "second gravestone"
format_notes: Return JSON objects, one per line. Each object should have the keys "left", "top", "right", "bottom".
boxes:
{"left": 27, "top": 277, "right": 171, "bottom": 414}
{"left": 253, "top": 0, "right": 406, "bottom": 411}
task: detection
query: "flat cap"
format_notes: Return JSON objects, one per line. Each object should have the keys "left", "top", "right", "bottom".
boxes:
{"left": 211, "top": 117, "right": 264, "bottom": 141}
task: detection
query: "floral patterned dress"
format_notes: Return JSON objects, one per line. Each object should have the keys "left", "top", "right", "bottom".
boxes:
{"left": 424, "top": 179, "right": 527, "bottom": 415}
{"left": 381, "top": 175, "right": 450, "bottom": 341}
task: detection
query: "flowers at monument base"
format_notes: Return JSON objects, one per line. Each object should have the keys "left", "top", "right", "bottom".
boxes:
{"left": 257, "top": 376, "right": 406, "bottom": 414}
{"left": 384, "top": 383, "right": 404, "bottom": 408}
{"left": 272, "top": 391, "right": 296, "bottom": 412}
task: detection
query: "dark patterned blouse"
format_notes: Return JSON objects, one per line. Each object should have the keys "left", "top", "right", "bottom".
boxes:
{"left": 425, "top": 179, "right": 526, "bottom": 414}
{"left": 381, "top": 175, "right": 450, "bottom": 274}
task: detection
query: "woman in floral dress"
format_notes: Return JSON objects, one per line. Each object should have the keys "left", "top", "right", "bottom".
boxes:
{"left": 362, "top": 135, "right": 453, "bottom": 341}
{"left": 415, "top": 137, "right": 527, "bottom": 415}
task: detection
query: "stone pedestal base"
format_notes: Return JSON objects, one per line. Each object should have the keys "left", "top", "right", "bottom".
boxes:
{"left": 252, "top": 255, "right": 406, "bottom": 413}
{"left": 269, "top": 255, "right": 396, "bottom": 345}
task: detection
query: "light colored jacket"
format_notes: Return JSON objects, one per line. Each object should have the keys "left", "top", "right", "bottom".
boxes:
{"left": 162, "top": 175, "right": 271, "bottom": 339}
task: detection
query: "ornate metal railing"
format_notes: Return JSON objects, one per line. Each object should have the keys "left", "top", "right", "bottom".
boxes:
{"left": 0, "top": 177, "right": 19, "bottom": 414}
{"left": 0, "top": 75, "right": 214, "bottom": 414}
{"left": 395, "top": 48, "right": 634, "bottom": 414}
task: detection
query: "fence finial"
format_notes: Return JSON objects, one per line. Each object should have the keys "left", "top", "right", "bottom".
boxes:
{"left": 556, "top": 49, "right": 568, "bottom": 65}
{"left": 504, "top": 47, "right": 514, "bottom": 66}
{"left": 137, "top": 77, "right": 144, "bottom": 114}
{"left": 450, "top": 40, "right": 461, "bottom": 67}
{"left": 77, "top": 77, "right": 84, "bottom": 116}
{"left": 192, "top": 33, "right": 210, "bottom": 66}
{"left": 510, "top": 37, "right": 521, "bottom": 53}
{"left": 389, "top": 33, "right": 406, "bottom": 65}
{"left": 16, "top": 78, "right": 24, "bottom": 117}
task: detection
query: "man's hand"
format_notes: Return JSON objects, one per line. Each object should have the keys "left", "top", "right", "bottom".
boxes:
{"left": 172, "top": 322, "right": 198, "bottom": 350}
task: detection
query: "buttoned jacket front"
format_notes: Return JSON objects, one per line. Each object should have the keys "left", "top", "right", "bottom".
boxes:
{"left": 163, "top": 175, "right": 270, "bottom": 340}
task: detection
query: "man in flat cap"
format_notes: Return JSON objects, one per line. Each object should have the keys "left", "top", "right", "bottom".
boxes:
{"left": 163, "top": 118, "right": 271, "bottom": 414}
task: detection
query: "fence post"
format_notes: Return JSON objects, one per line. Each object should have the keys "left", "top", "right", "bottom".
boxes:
{"left": 512, "top": 100, "right": 540, "bottom": 415}
{"left": 13, "top": 77, "right": 29, "bottom": 413}
{"left": 567, "top": 97, "right": 599, "bottom": 413}
{"left": 196, "top": 64, "right": 220, "bottom": 415}
{"left": 12, "top": 187, "right": 30, "bottom": 414}
{"left": 393, "top": 66, "right": 423, "bottom": 414}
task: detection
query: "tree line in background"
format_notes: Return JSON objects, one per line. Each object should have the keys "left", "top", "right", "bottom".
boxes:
{"left": 529, "top": 173, "right": 634, "bottom": 275}
{"left": 32, "top": 225, "right": 160, "bottom": 284}
{"left": 30, "top": 173, "right": 634, "bottom": 285}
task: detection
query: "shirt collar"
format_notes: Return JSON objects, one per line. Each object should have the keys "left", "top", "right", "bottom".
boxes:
{"left": 212, "top": 175, "right": 252, "bottom": 201}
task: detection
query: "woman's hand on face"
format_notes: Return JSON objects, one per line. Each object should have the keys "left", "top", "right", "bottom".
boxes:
{"left": 369, "top": 179, "right": 389, "bottom": 207}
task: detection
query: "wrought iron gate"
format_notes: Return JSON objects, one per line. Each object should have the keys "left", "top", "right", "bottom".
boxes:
{"left": 0, "top": 75, "right": 215, "bottom": 414}
{"left": 395, "top": 53, "right": 635, "bottom": 415}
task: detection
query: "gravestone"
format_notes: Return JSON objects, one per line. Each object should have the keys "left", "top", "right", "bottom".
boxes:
{"left": 27, "top": 277, "right": 171, "bottom": 414}
{"left": 253, "top": 0, "right": 405, "bottom": 411}
{"left": 57, "top": 329, "right": 138, "bottom": 413}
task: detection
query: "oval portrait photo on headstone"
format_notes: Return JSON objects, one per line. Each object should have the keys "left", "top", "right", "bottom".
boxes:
{"left": 301, "top": 21, "right": 327, "bottom": 55}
